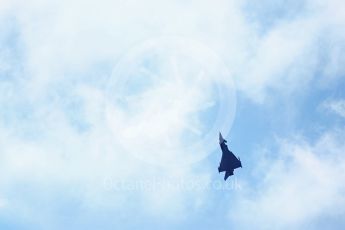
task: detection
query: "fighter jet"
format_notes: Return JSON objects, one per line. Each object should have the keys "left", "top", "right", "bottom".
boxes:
{"left": 218, "top": 132, "right": 242, "bottom": 181}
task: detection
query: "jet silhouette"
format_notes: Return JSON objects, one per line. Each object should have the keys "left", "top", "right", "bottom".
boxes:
{"left": 218, "top": 132, "right": 242, "bottom": 180}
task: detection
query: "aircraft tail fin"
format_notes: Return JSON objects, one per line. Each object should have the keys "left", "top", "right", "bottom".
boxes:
{"left": 219, "top": 132, "right": 227, "bottom": 144}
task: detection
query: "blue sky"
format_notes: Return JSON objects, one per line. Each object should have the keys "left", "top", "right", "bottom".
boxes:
{"left": 1, "top": 0, "right": 345, "bottom": 229}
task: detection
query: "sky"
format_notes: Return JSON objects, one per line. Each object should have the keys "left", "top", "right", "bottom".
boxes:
{"left": 0, "top": 0, "right": 345, "bottom": 229}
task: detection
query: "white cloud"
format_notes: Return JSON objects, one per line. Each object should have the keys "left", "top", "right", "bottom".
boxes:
{"left": 235, "top": 0, "right": 345, "bottom": 102}
{"left": 236, "top": 17, "right": 320, "bottom": 102}
{"left": 230, "top": 130, "right": 345, "bottom": 229}
{"left": 2, "top": 0, "right": 344, "bottom": 101}
{"left": 0, "top": 198, "right": 6, "bottom": 209}
{"left": 0, "top": 128, "right": 211, "bottom": 226}
{"left": 0, "top": 0, "right": 345, "bottom": 228}
{"left": 0, "top": 80, "right": 213, "bottom": 224}
{"left": 322, "top": 99, "right": 345, "bottom": 118}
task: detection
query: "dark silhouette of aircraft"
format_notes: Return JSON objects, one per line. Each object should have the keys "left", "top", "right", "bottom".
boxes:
{"left": 218, "top": 132, "right": 242, "bottom": 180}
